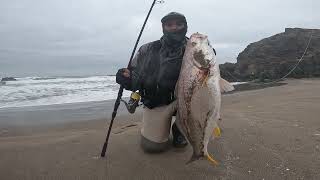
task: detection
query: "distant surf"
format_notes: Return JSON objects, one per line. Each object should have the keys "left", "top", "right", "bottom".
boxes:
{"left": 0, "top": 75, "right": 131, "bottom": 108}
{"left": 0, "top": 75, "right": 245, "bottom": 109}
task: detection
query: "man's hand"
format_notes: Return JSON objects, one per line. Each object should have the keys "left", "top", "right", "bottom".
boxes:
{"left": 116, "top": 68, "right": 132, "bottom": 90}
{"left": 121, "top": 68, "right": 130, "bottom": 78}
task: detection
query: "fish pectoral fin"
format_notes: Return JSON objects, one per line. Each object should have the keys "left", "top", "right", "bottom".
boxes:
{"left": 206, "top": 153, "right": 219, "bottom": 166}
{"left": 219, "top": 78, "right": 235, "bottom": 93}
{"left": 213, "top": 126, "right": 221, "bottom": 137}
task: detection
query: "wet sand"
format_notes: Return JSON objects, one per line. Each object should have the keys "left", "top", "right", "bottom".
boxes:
{"left": 0, "top": 78, "right": 319, "bottom": 180}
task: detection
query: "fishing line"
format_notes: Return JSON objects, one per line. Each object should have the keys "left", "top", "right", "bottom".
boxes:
{"left": 261, "top": 29, "right": 314, "bottom": 84}
{"left": 221, "top": 29, "right": 314, "bottom": 85}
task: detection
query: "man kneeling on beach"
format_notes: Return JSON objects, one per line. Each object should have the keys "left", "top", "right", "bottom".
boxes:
{"left": 116, "top": 12, "right": 188, "bottom": 153}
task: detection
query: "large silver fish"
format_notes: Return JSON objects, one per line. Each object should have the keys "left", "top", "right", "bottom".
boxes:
{"left": 175, "top": 33, "right": 234, "bottom": 165}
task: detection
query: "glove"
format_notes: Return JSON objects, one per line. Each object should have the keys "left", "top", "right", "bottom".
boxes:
{"left": 116, "top": 68, "right": 132, "bottom": 90}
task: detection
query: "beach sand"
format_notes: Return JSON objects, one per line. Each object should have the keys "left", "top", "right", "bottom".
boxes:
{"left": 0, "top": 79, "right": 319, "bottom": 180}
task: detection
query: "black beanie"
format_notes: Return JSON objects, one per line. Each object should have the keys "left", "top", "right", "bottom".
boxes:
{"left": 161, "top": 12, "right": 187, "bottom": 25}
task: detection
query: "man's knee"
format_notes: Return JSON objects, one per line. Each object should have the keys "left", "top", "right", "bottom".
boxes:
{"left": 140, "top": 135, "right": 169, "bottom": 153}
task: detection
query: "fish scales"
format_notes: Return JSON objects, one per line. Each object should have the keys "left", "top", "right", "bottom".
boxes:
{"left": 175, "top": 33, "right": 234, "bottom": 165}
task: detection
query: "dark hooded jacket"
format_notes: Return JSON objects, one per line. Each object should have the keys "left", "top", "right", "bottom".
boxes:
{"left": 127, "top": 37, "right": 187, "bottom": 109}
{"left": 123, "top": 12, "right": 188, "bottom": 109}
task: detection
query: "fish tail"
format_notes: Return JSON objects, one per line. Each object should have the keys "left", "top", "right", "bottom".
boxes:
{"left": 206, "top": 153, "right": 219, "bottom": 166}
{"left": 186, "top": 153, "right": 201, "bottom": 165}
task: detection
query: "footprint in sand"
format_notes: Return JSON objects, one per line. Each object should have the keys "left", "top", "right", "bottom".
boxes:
{"left": 113, "top": 123, "right": 138, "bottom": 134}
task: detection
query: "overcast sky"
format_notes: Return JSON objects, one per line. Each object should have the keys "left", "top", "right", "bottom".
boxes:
{"left": 0, "top": 0, "right": 319, "bottom": 77}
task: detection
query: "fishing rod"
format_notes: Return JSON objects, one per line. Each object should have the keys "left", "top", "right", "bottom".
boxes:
{"left": 100, "top": 0, "right": 163, "bottom": 158}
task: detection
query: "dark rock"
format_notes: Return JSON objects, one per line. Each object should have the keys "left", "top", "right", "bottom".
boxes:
{"left": 1, "top": 77, "right": 17, "bottom": 81}
{"left": 220, "top": 28, "right": 320, "bottom": 82}
{"left": 219, "top": 63, "right": 238, "bottom": 82}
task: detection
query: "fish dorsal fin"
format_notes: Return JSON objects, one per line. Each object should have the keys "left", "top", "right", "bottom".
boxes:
{"left": 219, "top": 78, "right": 235, "bottom": 93}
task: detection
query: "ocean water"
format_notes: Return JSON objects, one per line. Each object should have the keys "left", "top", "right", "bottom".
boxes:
{"left": 0, "top": 76, "right": 244, "bottom": 109}
{"left": 0, "top": 76, "right": 131, "bottom": 109}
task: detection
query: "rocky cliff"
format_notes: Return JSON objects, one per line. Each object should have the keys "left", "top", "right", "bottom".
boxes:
{"left": 220, "top": 28, "right": 320, "bottom": 82}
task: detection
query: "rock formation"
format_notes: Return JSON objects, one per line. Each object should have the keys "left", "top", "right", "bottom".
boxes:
{"left": 220, "top": 28, "right": 320, "bottom": 82}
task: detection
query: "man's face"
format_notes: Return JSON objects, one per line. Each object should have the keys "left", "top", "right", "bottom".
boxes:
{"left": 163, "top": 19, "right": 185, "bottom": 32}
